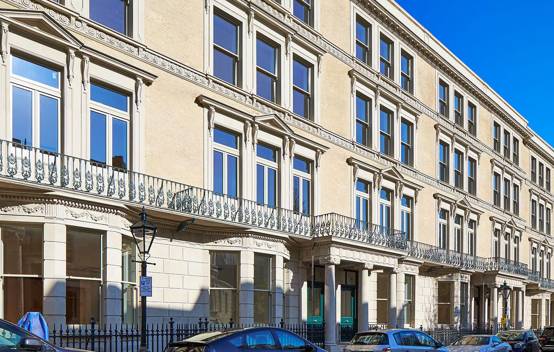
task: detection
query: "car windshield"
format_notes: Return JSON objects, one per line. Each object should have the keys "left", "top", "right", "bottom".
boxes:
{"left": 351, "top": 333, "right": 389, "bottom": 345}
{"left": 453, "top": 336, "right": 490, "bottom": 346}
{"left": 0, "top": 321, "right": 37, "bottom": 349}
{"left": 498, "top": 331, "right": 525, "bottom": 341}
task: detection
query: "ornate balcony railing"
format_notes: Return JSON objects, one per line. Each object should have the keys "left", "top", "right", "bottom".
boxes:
{"left": 0, "top": 140, "right": 312, "bottom": 238}
{"left": 486, "top": 257, "right": 529, "bottom": 276}
{"left": 539, "top": 278, "right": 554, "bottom": 289}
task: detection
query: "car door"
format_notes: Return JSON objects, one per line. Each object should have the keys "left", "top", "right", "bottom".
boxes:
{"left": 415, "top": 331, "right": 441, "bottom": 352}
{"left": 242, "top": 329, "right": 281, "bottom": 352}
{"left": 273, "top": 329, "right": 314, "bottom": 352}
{"left": 393, "top": 331, "right": 422, "bottom": 352}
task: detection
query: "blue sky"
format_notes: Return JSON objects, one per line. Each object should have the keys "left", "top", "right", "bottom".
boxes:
{"left": 395, "top": 0, "right": 554, "bottom": 146}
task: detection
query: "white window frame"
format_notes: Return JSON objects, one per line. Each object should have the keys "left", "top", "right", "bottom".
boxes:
{"left": 401, "top": 194, "right": 413, "bottom": 241}
{"left": 292, "top": 154, "right": 313, "bottom": 215}
{"left": 438, "top": 207, "right": 449, "bottom": 250}
{"left": 256, "top": 142, "right": 280, "bottom": 207}
{"left": 355, "top": 178, "right": 372, "bottom": 228}
{"left": 212, "top": 126, "right": 241, "bottom": 197}
{"left": 290, "top": 43, "right": 319, "bottom": 123}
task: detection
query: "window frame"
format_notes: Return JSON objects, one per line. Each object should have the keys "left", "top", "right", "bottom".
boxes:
{"left": 401, "top": 195, "right": 413, "bottom": 241}
{"left": 438, "top": 208, "right": 449, "bottom": 250}
{"left": 212, "top": 126, "right": 241, "bottom": 198}
{"left": 438, "top": 141, "right": 450, "bottom": 183}
{"left": 453, "top": 149, "right": 464, "bottom": 189}
{"left": 292, "top": 55, "right": 314, "bottom": 120}
{"left": 400, "top": 50, "right": 413, "bottom": 93}
{"left": 493, "top": 122, "right": 501, "bottom": 153}
{"left": 89, "top": 0, "right": 132, "bottom": 36}
{"left": 493, "top": 172, "right": 501, "bottom": 207}
{"left": 256, "top": 143, "right": 279, "bottom": 208}
{"left": 292, "top": 155, "right": 313, "bottom": 215}
{"left": 400, "top": 118, "right": 414, "bottom": 166}
{"left": 467, "top": 101, "right": 477, "bottom": 136}
{"left": 354, "top": 15, "right": 371, "bottom": 66}
{"left": 292, "top": 0, "right": 314, "bottom": 27}
{"left": 379, "top": 34, "right": 394, "bottom": 80}
{"left": 255, "top": 34, "right": 281, "bottom": 104}
{"left": 453, "top": 91, "right": 464, "bottom": 127}
{"left": 355, "top": 92, "right": 372, "bottom": 147}
{"left": 355, "top": 178, "right": 371, "bottom": 229}
{"left": 467, "top": 157, "right": 477, "bottom": 195}
{"left": 379, "top": 106, "right": 394, "bottom": 157}
{"left": 513, "top": 183, "right": 520, "bottom": 216}
{"left": 531, "top": 157, "right": 537, "bottom": 183}
{"left": 503, "top": 178, "right": 511, "bottom": 212}
{"left": 379, "top": 188, "right": 393, "bottom": 233}
{"left": 438, "top": 80, "right": 449, "bottom": 118}
{"left": 212, "top": 9, "right": 242, "bottom": 86}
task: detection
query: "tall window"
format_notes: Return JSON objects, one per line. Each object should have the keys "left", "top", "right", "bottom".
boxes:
{"left": 454, "top": 92, "right": 464, "bottom": 127}
{"left": 293, "top": 0, "right": 313, "bottom": 26}
{"left": 532, "top": 199, "right": 537, "bottom": 229}
{"left": 437, "top": 282, "right": 452, "bottom": 324}
{"left": 213, "top": 128, "right": 240, "bottom": 197}
{"left": 532, "top": 247, "right": 537, "bottom": 273}
{"left": 90, "top": 0, "right": 130, "bottom": 34}
{"left": 121, "top": 237, "right": 136, "bottom": 324}
{"left": 401, "top": 195, "right": 413, "bottom": 240}
{"left": 503, "top": 233, "right": 510, "bottom": 260}
{"left": 460, "top": 282, "right": 469, "bottom": 328}
{"left": 438, "top": 80, "right": 449, "bottom": 118}
{"left": 467, "top": 102, "right": 477, "bottom": 136}
{"left": 256, "top": 144, "right": 278, "bottom": 208}
{"left": 454, "top": 215, "right": 463, "bottom": 253}
{"left": 454, "top": 149, "right": 464, "bottom": 189}
{"left": 493, "top": 229, "right": 500, "bottom": 258}
{"left": 438, "top": 209, "right": 449, "bottom": 250}
{"left": 355, "top": 16, "right": 371, "bottom": 65}
{"left": 256, "top": 37, "right": 279, "bottom": 103}
{"left": 213, "top": 12, "right": 241, "bottom": 85}
{"left": 66, "top": 228, "right": 102, "bottom": 324}
{"left": 539, "top": 204, "right": 545, "bottom": 233}
{"left": 355, "top": 93, "right": 371, "bottom": 146}
{"left": 0, "top": 225, "right": 43, "bottom": 323}
{"left": 503, "top": 130, "right": 511, "bottom": 159}
{"left": 493, "top": 122, "right": 501, "bottom": 153}
{"left": 293, "top": 156, "right": 312, "bottom": 215}
{"left": 503, "top": 178, "right": 511, "bottom": 211}
{"left": 292, "top": 57, "right": 313, "bottom": 119}
{"left": 379, "top": 35, "right": 393, "bottom": 79}
{"left": 539, "top": 163, "right": 545, "bottom": 187}
{"left": 531, "top": 157, "right": 537, "bottom": 183}
{"left": 379, "top": 107, "right": 393, "bottom": 156}
{"left": 355, "top": 179, "right": 371, "bottom": 229}
{"left": 548, "top": 252, "right": 552, "bottom": 279}
{"left": 400, "top": 119, "right": 414, "bottom": 166}
{"left": 467, "top": 157, "right": 477, "bottom": 195}
{"left": 11, "top": 55, "right": 60, "bottom": 152}
{"left": 513, "top": 236, "right": 520, "bottom": 263}
{"left": 547, "top": 208, "right": 552, "bottom": 235}
{"left": 468, "top": 220, "right": 476, "bottom": 256}
{"left": 90, "top": 83, "right": 130, "bottom": 169}
{"left": 210, "top": 252, "right": 238, "bottom": 323}
{"left": 404, "top": 275, "right": 415, "bottom": 327}
{"left": 547, "top": 168, "right": 551, "bottom": 192}
{"left": 513, "top": 138, "right": 519, "bottom": 165}
{"left": 379, "top": 188, "right": 393, "bottom": 233}
{"left": 254, "top": 254, "right": 272, "bottom": 324}
{"left": 439, "top": 141, "right": 450, "bottom": 183}
{"left": 400, "top": 50, "right": 413, "bottom": 93}
{"left": 513, "top": 184, "right": 520, "bottom": 216}
{"left": 493, "top": 172, "right": 500, "bottom": 207}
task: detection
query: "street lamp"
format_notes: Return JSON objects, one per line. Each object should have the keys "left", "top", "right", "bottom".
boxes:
{"left": 130, "top": 207, "right": 157, "bottom": 352}
{"left": 499, "top": 281, "right": 511, "bottom": 330}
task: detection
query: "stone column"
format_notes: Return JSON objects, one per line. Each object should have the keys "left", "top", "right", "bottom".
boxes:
{"left": 396, "top": 272, "right": 405, "bottom": 327}
{"left": 103, "top": 231, "right": 122, "bottom": 324}
{"left": 515, "top": 289, "right": 523, "bottom": 328}
{"left": 481, "top": 286, "right": 489, "bottom": 329}
{"left": 368, "top": 269, "right": 378, "bottom": 324}
{"left": 542, "top": 298, "right": 548, "bottom": 329}
{"left": 358, "top": 264, "right": 372, "bottom": 332}
{"left": 490, "top": 285, "right": 498, "bottom": 331}
{"left": 389, "top": 271, "right": 397, "bottom": 328}
{"left": 323, "top": 257, "right": 339, "bottom": 352}
{"left": 274, "top": 255, "right": 284, "bottom": 325}
{"left": 239, "top": 250, "right": 254, "bottom": 324}
{"left": 43, "top": 222, "right": 67, "bottom": 326}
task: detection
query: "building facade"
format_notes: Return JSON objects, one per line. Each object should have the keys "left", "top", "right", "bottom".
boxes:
{"left": 0, "top": 0, "right": 553, "bottom": 350}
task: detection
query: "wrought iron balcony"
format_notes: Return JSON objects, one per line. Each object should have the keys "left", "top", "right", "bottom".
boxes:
{"left": 0, "top": 140, "right": 312, "bottom": 238}
{"left": 539, "top": 278, "right": 554, "bottom": 289}
{"left": 486, "top": 257, "right": 529, "bottom": 277}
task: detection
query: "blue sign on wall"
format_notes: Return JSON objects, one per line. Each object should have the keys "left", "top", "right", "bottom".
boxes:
{"left": 140, "top": 276, "right": 152, "bottom": 297}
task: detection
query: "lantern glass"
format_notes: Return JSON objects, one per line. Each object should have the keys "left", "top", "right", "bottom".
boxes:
{"left": 130, "top": 208, "right": 157, "bottom": 257}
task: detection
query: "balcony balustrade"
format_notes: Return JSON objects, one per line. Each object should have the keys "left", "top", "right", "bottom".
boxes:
{"left": 0, "top": 139, "right": 551, "bottom": 287}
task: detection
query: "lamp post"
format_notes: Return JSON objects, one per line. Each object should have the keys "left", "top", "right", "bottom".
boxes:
{"left": 130, "top": 207, "right": 157, "bottom": 352}
{"left": 500, "top": 281, "right": 511, "bottom": 330}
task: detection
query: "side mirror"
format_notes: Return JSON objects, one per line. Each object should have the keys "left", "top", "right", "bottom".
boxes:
{"left": 20, "top": 338, "right": 43, "bottom": 351}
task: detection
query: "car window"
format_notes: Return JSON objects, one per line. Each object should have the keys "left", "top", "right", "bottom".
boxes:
{"left": 415, "top": 332, "right": 437, "bottom": 347}
{"left": 351, "top": 333, "right": 389, "bottom": 345}
{"left": 0, "top": 324, "right": 25, "bottom": 348}
{"left": 274, "top": 330, "right": 306, "bottom": 349}
{"left": 394, "top": 331, "right": 419, "bottom": 346}
{"left": 544, "top": 328, "right": 554, "bottom": 337}
{"left": 245, "top": 330, "right": 278, "bottom": 349}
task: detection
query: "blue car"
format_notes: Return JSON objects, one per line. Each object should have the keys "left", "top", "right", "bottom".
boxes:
{"left": 164, "top": 327, "right": 325, "bottom": 352}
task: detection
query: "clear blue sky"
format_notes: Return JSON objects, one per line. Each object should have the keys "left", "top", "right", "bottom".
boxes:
{"left": 395, "top": 0, "right": 554, "bottom": 146}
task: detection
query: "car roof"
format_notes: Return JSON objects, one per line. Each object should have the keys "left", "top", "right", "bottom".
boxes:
{"left": 176, "top": 326, "right": 303, "bottom": 344}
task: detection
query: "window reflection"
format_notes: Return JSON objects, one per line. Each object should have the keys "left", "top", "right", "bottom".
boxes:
{"left": 90, "top": 0, "right": 128, "bottom": 34}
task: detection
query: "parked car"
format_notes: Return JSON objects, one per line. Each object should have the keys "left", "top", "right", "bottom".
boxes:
{"left": 448, "top": 335, "right": 511, "bottom": 352}
{"left": 164, "top": 327, "right": 325, "bottom": 352}
{"left": 539, "top": 327, "right": 554, "bottom": 351}
{"left": 496, "top": 330, "right": 540, "bottom": 352}
{"left": 0, "top": 318, "right": 87, "bottom": 352}
{"left": 343, "top": 329, "right": 448, "bottom": 352}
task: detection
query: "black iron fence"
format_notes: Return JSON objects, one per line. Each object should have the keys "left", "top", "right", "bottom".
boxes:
{"left": 49, "top": 318, "right": 325, "bottom": 352}
{"left": 424, "top": 327, "right": 495, "bottom": 346}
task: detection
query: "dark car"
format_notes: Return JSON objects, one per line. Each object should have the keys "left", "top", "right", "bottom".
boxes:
{"left": 539, "top": 327, "right": 554, "bottom": 351}
{"left": 0, "top": 318, "right": 86, "bottom": 352}
{"left": 164, "top": 327, "right": 325, "bottom": 352}
{"left": 496, "top": 330, "right": 540, "bottom": 352}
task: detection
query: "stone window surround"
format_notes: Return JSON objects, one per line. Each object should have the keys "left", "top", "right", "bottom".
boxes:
{"left": 435, "top": 195, "right": 480, "bottom": 255}
{"left": 529, "top": 191, "right": 552, "bottom": 235}
{"left": 491, "top": 118, "right": 520, "bottom": 166}
{"left": 436, "top": 129, "right": 480, "bottom": 193}
{"left": 529, "top": 241, "right": 552, "bottom": 277}
{"left": 491, "top": 161, "right": 521, "bottom": 214}
{"left": 435, "top": 74, "right": 480, "bottom": 135}
{"left": 530, "top": 153, "right": 553, "bottom": 192}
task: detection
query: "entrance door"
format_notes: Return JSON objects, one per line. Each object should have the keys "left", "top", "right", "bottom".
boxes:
{"left": 473, "top": 287, "right": 481, "bottom": 329}
{"left": 340, "top": 284, "right": 357, "bottom": 341}
{"left": 307, "top": 281, "right": 324, "bottom": 324}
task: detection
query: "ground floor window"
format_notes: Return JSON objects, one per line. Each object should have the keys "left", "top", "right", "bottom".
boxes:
{"left": 254, "top": 254, "right": 273, "bottom": 324}
{"left": 460, "top": 282, "right": 469, "bottom": 328}
{"left": 404, "top": 275, "right": 415, "bottom": 327}
{"left": 531, "top": 299, "right": 542, "bottom": 329}
{"left": 210, "top": 251, "right": 239, "bottom": 323}
{"left": 66, "top": 279, "right": 101, "bottom": 324}
{"left": 376, "top": 273, "right": 389, "bottom": 324}
{"left": 437, "top": 281, "right": 452, "bottom": 324}
{"left": 121, "top": 236, "right": 137, "bottom": 324}
{"left": 307, "top": 266, "right": 324, "bottom": 324}
{"left": 0, "top": 225, "right": 43, "bottom": 323}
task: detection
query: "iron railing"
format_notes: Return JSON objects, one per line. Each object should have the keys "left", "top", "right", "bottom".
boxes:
{"left": 49, "top": 318, "right": 325, "bottom": 352}
{"left": 0, "top": 139, "right": 551, "bottom": 286}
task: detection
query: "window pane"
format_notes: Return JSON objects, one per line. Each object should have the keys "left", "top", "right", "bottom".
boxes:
{"left": 12, "top": 86, "right": 33, "bottom": 146}
{"left": 112, "top": 118, "right": 128, "bottom": 169}
{"left": 90, "top": 111, "right": 107, "bottom": 164}
{"left": 293, "top": 0, "right": 310, "bottom": 23}
{"left": 210, "top": 252, "right": 238, "bottom": 288}
{"left": 39, "top": 95, "right": 58, "bottom": 152}
{"left": 356, "top": 95, "right": 369, "bottom": 122}
{"left": 213, "top": 151, "right": 224, "bottom": 194}
{"left": 380, "top": 109, "right": 391, "bottom": 133}
{"left": 257, "top": 164, "right": 265, "bottom": 205}
{"left": 91, "top": 83, "right": 129, "bottom": 112}
{"left": 293, "top": 156, "right": 310, "bottom": 173}
{"left": 293, "top": 59, "right": 310, "bottom": 91}
{"left": 302, "top": 179, "right": 311, "bottom": 215}
{"left": 254, "top": 291, "right": 271, "bottom": 324}
{"left": 245, "top": 330, "right": 277, "bottom": 348}
{"left": 210, "top": 289, "right": 236, "bottom": 324}
{"left": 2, "top": 225, "right": 43, "bottom": 275}
{"left": 256, "top": 38, "right": 277, "bottom": 74}
{"left": 122, "top": 283, "right": 135, "bottom": 324}
{"left": 257, "top": 144, "right": 277, "bottom": 161}
{"left": 257, "top": 70, "right": 275, "bottom": 101}
{"left": 356, "top": 179, "right": 369, "bottom": 193}
{"left": 4, "top": 278, "right": 43, "bottom": 324}
{"left": 275, "top": 330, "right": 306, "bottom": 349}
{"left": 66, "top": 228, "right": 102, "bottom": 278}
{"left": 293, "top": 90, "right": 309, "bottom": 118}
{"left": 380, "top": 38, "right": 390, "bottom": 60}
{"left": 66, "top": 279, "right": 101, "bottom": 324}
{"left": 214, "top": 48, "right": 236, "bottom": 85}
{"left": 227, "top": 155, "right": 238, "bottom": 197}
{"left": 12, "top": 56, "right": 59, "bottom": 88}
{"left": 214, "top": 128, "right": 238, "bottom": 149}
{"left": 122, "top": 237, "right": 136, "bottom": 283}
{"left": 356, "top": 20, "right": 368, "bottom": 43}
{"left": 254, "top": 254, "right": 271, "bottom": 290}
{"left": 90, "top": 0, "right": 127, "bottom": 33}
{"left": 214, "top": 14, "right": 238, "bottom": 53}
{"left": 268, "top": 168, "right": 277, "bottom": 208}
{"left": 293, "top": 176, "right": 300, "bottom": 212}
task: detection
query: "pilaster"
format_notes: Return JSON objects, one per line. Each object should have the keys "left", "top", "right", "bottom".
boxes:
{"left": 43, "top": 222, "right": 66, "bottom": 326}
